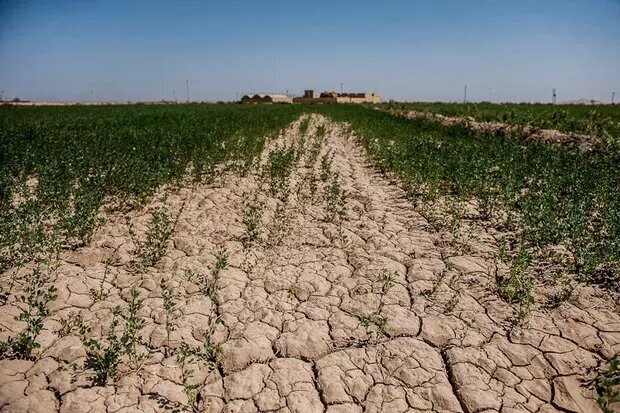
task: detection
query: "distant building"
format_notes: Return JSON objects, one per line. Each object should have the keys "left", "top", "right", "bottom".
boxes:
{"left": 241, "top": 93, "right": 292, "bottom": 104}
{"left": 293, "top": 90, "right": 381, "bottom": 104}
{"left": 242, "top": 90, "right": 381, "bottom": 104}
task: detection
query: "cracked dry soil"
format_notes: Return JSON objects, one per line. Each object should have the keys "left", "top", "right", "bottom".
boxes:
{"left": 1, "top": 114, "right": 618, "bottom": 413}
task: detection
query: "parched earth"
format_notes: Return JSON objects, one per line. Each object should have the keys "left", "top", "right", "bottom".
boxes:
{"left": 1, "top": 115, "right": 618, "bottom": 412}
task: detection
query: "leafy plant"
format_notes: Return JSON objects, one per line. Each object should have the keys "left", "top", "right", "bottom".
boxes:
{"left": 90, "top": 261, "right": 111, "bottom": 303}
{"left": 121, "top": 287, "right": 147, "bottom": 369}
{"left": 160, "top": 279, "right": 178, "bottom": 357}
{"left": 0, "top": 271, "right": 57, "bottom": 360}
{"left": 127, "top": 207, "right": 173, "bottom": 267}
{"left": 497, "top": 246, "right": 534, "bottom": 323}
{"left": 82, "top": 307, "right": 124, "bottom": 386}
{"left": 241, "top": 192, "right": 263, "bottom": 248}
{"left": 596, "top": 358, "right": 620, "bottom": 413}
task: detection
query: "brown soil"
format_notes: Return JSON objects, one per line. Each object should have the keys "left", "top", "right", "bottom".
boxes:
{"left": 0, "top": 115, "right": 618, "bottom": 412}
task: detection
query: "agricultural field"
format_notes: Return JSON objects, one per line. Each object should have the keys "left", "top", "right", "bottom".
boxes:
{"left": 0, "top": 103, "right": 619, "bottom": 413}
{"left": 382, "top": 102, "right": 620, "bottom": 150}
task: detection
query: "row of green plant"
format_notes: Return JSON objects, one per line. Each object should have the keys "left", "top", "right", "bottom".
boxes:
{"left": 318, "top": 105, "right": 620, "bottom": 293}
{"left": 0, "top": 104, "right": 306, "bottom": 272}
{"left": 381, "top": 101, "right": 620, "bottom": 149}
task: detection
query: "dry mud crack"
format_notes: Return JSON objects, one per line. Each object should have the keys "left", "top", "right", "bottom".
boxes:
{"left": 1, "top": 114, "right": 619, "bottom": 413}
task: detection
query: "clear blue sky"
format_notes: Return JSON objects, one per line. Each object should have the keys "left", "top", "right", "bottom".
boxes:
{"left": 1, "top": 0, "right": 618, "bottom": 102}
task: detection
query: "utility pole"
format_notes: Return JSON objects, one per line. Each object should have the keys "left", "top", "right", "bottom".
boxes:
{"left": 186, "top": 80, "right": 190, "bottom": 102}
{"left": 340, "top": 82, "right": 343, "bottom": 94}
{"left": 173, "top": 90, "right": 176, "bottom": 102}
{"left": 488, "top": 88, "right": 492, "bottom": 103}
{"left": 552, "top": 88, "right": 557, "bottom": 104}
{"left": 612, "top": 91, "right": 616, "bottom": 105}
{"left": 0, "top": 90, "right": 4, "bottom": 102}
{"left": 463, "top": 85, "right": 467, "bottom": 104}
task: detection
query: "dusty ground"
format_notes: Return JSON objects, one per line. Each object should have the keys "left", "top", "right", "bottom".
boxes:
{"left": 0, "top": 115, "right": 618, "bottom": 412}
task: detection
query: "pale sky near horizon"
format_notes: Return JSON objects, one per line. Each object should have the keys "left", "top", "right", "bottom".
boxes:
{"left": 0, "top": 0, "right": 618, "bottom": 103}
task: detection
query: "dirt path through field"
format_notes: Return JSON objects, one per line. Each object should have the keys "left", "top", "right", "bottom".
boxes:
{"left": 1, "top": 114, "right": 618, "bottom": 413}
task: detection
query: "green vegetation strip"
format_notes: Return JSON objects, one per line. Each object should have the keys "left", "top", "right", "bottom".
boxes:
{"left": 0, "top": 104, "right": 305, "bottom": 271}
{"left": 318, "top": 104, "right": 620, "bottom": 288}
{"left": 382, "top": 101, "right": 620, "bottom": 147}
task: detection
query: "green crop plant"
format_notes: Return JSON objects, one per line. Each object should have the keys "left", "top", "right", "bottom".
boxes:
{"left": 298, "top": 117, "right": 310, "bottom": 136}
{"left": 121, "top": 287, "right": 147, "bottom": 369}
{"left": 265, "top": 145, "right": 296, "bottom": 200}
{"left": 315, "top": 104, "right": 619, "bottom": 292}
{"left": 56, "top": 311, "right": 88, "bottom": 338}
{"left": 82, "top": 307, "right": 124, "bottom": 386}
{"left": 160, "top": 280, "right": 178, "bottom": 357}
{"left": 319, "top": 152, "right": 334, "bottom": 182}
{"left": 90, "top": 261, "right": 111, "bottom": 303}
{"left": 0, "top": 104, "right": 306, "bottom": 277}
{"left": 0, "top": 270, "right": 57, "bottom": 360}
{"left": 497, "top": 246, "right": 534, "bottom": 323}
{"left": 241, "top": 192, "right": 263, "bottom": 248}
{"left": 595, "top": 358, "right": 620, "bottom": 413}
{"left": 127, "top": 207, "right": 173, "bottom": 267}
{"left": 176, "top": 343, "right": 200, "bottom": 412}
{"left": 324, "top": 175, "right": 346, "bottom": 223}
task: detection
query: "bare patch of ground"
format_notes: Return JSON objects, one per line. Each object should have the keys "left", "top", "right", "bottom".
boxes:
{"left": 0, "top": 115, "right": 618, "bottom": 412}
